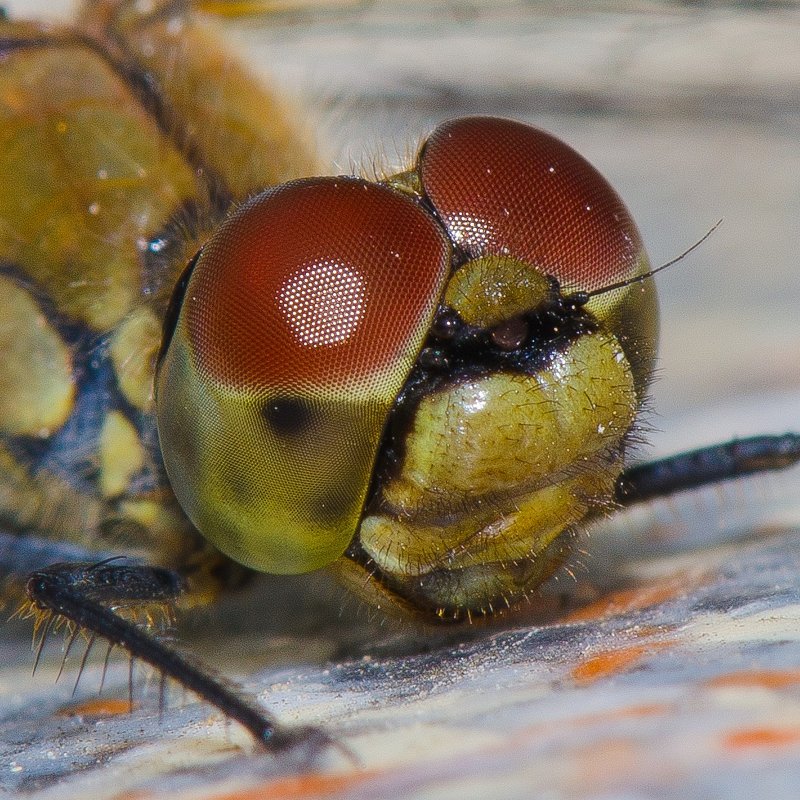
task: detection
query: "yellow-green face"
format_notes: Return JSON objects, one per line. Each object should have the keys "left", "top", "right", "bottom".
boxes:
{"left": 156, "top": 116, "right": 658, "bottom": 618}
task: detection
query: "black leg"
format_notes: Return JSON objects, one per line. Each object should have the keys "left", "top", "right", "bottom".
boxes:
{"left": 25, "top": 561, "right": 335, "bottom": 758}
{"left": 616, "top": 433, "right": 800, "bottom": 506}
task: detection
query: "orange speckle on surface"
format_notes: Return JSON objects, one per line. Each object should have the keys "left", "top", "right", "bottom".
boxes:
{"left": 706, "top": 669, "right": 800, "bottom": 691}
{"left": 116, "top": 770, "right": 375, "bottom": 800}
{"left": 610, "top": 702, "right": 672, "bottom": 720}
{"left": 200, "top": 771, "right": 376, "bottom": 800}
{"left": 571, "top": 641, "right": 672, "bottom": 684}
{"left": 565, "top": 574, "right": 704, "bottom": 623}
{"left": 723, "top": 727, "right": 800, "bottom": 751}
{"left": 57, "top": 697, "right": 134, "bottom": 718}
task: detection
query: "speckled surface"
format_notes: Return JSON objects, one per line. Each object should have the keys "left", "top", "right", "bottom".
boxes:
{"left": 1, "top": 2, "right": 799, "bottom": 798}
{"left": 4, "top": 490, "right": 800, "bottom": 798}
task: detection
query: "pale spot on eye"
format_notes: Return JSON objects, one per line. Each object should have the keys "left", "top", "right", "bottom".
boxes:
{"left": 278, "top": 260, "right": 367, "bottom": 348}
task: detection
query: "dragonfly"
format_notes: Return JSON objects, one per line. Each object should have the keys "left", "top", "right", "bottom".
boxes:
{"left": 1, "top": 0, "right": 798, "bottom": 763}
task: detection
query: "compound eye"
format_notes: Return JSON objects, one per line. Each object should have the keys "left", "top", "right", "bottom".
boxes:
{"left": 156, "top": 177, "right": 450, "bottom": 574}
{"left": 186, "top": 178, "right": 449, "bottom": 393}
{"left": 419, "top": 116, "right": 647, "bottom": 297}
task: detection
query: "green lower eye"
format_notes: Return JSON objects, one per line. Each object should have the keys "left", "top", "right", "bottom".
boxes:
{"left": 156, "top": 177, "right": 451, "bottom": 573}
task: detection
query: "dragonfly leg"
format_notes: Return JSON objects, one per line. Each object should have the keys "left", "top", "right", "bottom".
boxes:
{"left": 616, "top": 433, "right": 800, "bottom": 506}
{"left": 24, "top": 560, "right": 337, "bottom": 759}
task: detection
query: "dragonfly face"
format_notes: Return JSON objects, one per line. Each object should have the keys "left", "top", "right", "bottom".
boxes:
{"left": 156, "top": 115, "right": 657, "bottom": 617}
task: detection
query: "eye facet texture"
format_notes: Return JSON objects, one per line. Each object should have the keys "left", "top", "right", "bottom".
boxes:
{"left": 187, "top": 178, "right": 450, "bottom": 395}
{"left": 420, "top": 116, "right": 646, "bottom": 300}
{"left": 157, "top": 177, "right": 450, "bottom": 573}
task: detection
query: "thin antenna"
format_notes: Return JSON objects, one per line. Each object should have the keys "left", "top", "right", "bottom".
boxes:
{"left": 570, "top": 219, "right": 723, "bottom": 304}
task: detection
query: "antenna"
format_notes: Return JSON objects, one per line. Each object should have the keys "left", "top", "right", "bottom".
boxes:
{"left": 569, "top": 219, "right": 723, "bottom": 305}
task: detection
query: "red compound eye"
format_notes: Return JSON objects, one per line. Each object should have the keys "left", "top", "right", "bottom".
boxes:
{"left": 185, "top": 176, "right": 450, "bottom": 395}
{"left": 157, "top": 176, "right": 451, "bottom": 574}
{"left": 419, "top": 116, "right": 645, "bottom": 293}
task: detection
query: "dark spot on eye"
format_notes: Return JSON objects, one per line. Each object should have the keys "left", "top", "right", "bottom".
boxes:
{"left": 491, "top": 317, "right": 529, "bottom": 351}
{"left": 262, "top": 397, "right": 315, "bottom": 438}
